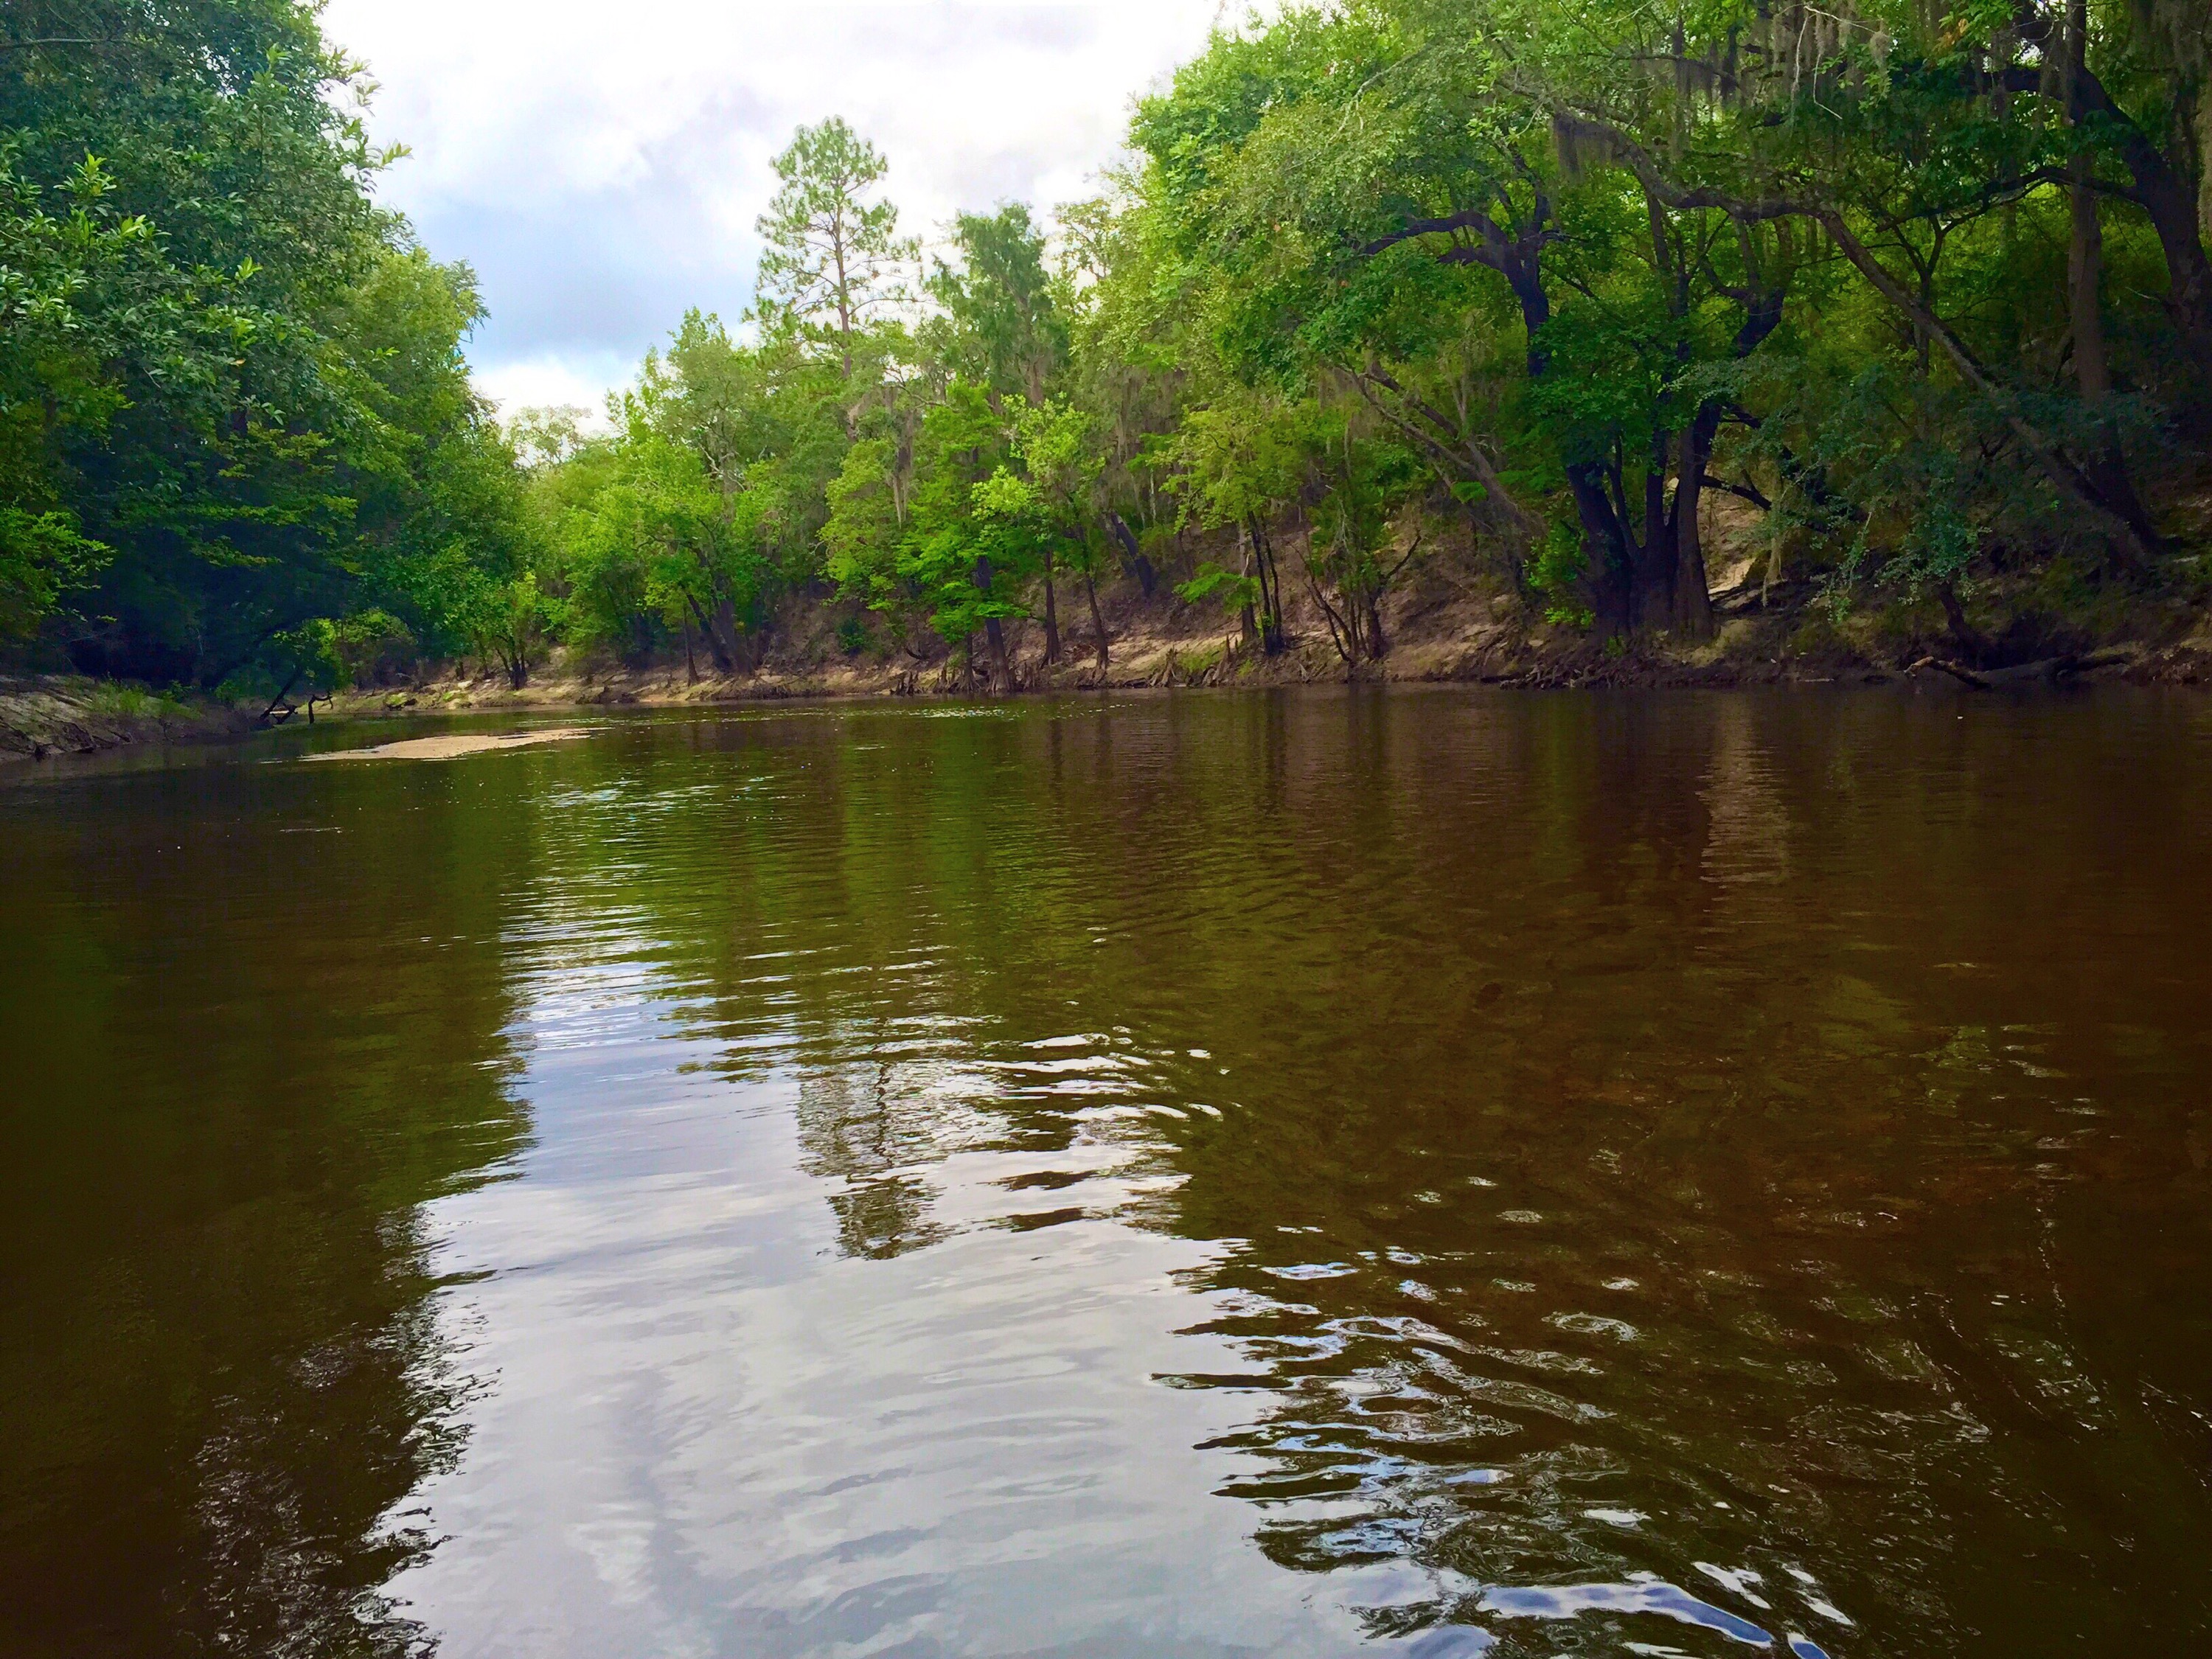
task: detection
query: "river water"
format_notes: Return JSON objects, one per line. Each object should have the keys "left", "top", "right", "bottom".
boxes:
{"left": 5, "top": 690, "right": 2211, "bottom": 1658}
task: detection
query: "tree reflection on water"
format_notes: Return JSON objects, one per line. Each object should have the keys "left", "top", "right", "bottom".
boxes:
{"left": 7, "top": 691, "right": 2211, "bottom": 1655}
{"left": 1, "top": 761, "right": 535, "bottom": 1656}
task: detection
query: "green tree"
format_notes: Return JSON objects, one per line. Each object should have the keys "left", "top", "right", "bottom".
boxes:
{"left": 540, "top": 312, "right": 855, "bottom": 678}
{"left": 1164, "top": 391, "right": 1318, "bottom": 655}
{"left": 1010, "top": 399, "right": 1111, "bottom": 669}
{"left": 0, "top": 0, "right": 534, "bottom": 683}
{"left": 897, "top": 381, "right": 1034, "bottom": 688}
{"left": 754, "top": 118, "right": 915, "bottom": 378}
{"left": 928, "top": 204, "right": 1068, "bottom": 405}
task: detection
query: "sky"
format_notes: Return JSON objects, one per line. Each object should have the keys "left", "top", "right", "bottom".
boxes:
{"left": 319, "top": 1, "right": 1233, "bottom": 417}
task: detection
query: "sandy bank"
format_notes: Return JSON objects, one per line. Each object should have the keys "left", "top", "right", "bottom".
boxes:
{"left": 304, "top": 728, "right": 592, "bottom": 762}
{"left": 0, "top": 678, "right": 258, "bottom": 765}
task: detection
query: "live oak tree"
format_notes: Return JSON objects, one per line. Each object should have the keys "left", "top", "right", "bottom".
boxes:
{"left": 1111, "top": 0, "right": 2207, "bottom": 639}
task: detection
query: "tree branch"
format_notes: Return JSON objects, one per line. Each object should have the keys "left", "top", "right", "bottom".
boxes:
{"left": 0, "top": 37, "right": 127, "bottom": 52}
{"left": 1701, "top": 473, "right": 1773, "bottom": 510}
{"left": 1807, "top": 204, "right": 2157, "bottom": 562}
{"left": 1359, "top": 206, "right": 1508, "bottom": 260}
{"left": 1380, "top": 526, "right": 1426, "bottom": 586}
{"left": 1545, "top": 104, "right": 2158, "bottom": 558}
{"left": 1355, "top": 367, "right": 1543, "bottom": 544}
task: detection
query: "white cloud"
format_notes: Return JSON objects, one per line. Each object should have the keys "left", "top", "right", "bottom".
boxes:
{"left": 323, "top": 0, "right": 1231, "bottom": 412}
{"left": 473, "top": 353, "right": 631, "bottom": 422}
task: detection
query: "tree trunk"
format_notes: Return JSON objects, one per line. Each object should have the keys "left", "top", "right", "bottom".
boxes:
{"left": 984, "top": 618, "right": 1009, "bottom": 690}
{"left": 688, "top": 595, "right": 737, "bottom": 673}
{"left": 1040, "top": 547, "right": 1060, "bottom": 663}
{"left": 681, "top": 612, "right": 698, "bottom": 683}
{"left": 1235, "top": 524, "right": 1259, "bottom": 647}
{"left": 973, "top": 554, "right": 1009, "bottom": 691}
{"left": 2085, "top": 94, "right": 2212, "bottom": 406}
{"left": 1304, "top": 563, "right": 1354, "bottom": 664}
{"left": 1083, "top": 566, "right": 1110, "bottom": 672}
{"left": 1670, "top": 470, "right": 1714, "bottom": 640}
{"left": 1937, "top": 581, "right": 1990, "bottom": 664}
{"left": 1638, "top": 428, "right": 1673, "bottom": 630}
{"left": 1448, "top": 198, "right": 1657, "bottom": 633}
{"left": 2070, "top": 156, "right": 2158, "bottom": 563}
{"left": 2064, "top": 22, "right": 2163, "bottom": 557}
{"left": 258, "top": 664, "right": 305, "bottom": 725}
{"left": 2070, "top": 172, "right": 2112, "bottom": 404}
{"left": 1670, "top": 408, "right": 1719, "bottom": 640}
{"left": 1107, "top": 512, "right": 1156, "bottom": 596}
{"left": 714, "top": 597, "right": 750, "bottom": 675}
{"left": 1250, "top": 519, "right": 1288, "bottom": 653}
{"left": 1569, "top": 462, "right": 1636, "bottom": 633}
{"left": 2137, "top": 173, "right": 2212, "bottom": 416}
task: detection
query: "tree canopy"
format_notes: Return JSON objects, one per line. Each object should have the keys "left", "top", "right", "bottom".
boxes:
{"left": 527, "top": 0, "right": 2210, "bottom": 683}
{"left": 0, "top": 0, "right": 536, "bottom": 687}
{"left": 10, "top": 0, "right": 2208, "bottom": 689}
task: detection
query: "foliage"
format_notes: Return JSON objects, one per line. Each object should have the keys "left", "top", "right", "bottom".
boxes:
{"left": 22, "top": 0, "right": 2208, "bottom": 689}
{"left": 538, "top": 6, "right": 2211, "bottom": 681}
{"left": 1530, "top": 521, "right": 1592, "bottom": 629}
{"left": 0, "top": 0, "right": 535, "bottom": 683}
{"left": 925, "top": 205, "right": 1067, "bottom": 403}
{"left": 754, "top": 117, "right": 916, "bottom": 370}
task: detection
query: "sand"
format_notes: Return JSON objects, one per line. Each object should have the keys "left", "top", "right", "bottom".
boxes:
{"left": 306, "top": 727, "right": 592, "bottom": 762}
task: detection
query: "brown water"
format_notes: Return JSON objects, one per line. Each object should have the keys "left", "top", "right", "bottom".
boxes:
{"left": 5, "top": 689, "right": 2211, "bottom": 1659}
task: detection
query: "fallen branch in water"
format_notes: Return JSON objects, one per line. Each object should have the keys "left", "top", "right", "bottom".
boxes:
{"left": 259, "top": 666, "right": 305, "bottom": 725}
{"left": 1906, "top": 649, "right": 2132, "bottom": 689}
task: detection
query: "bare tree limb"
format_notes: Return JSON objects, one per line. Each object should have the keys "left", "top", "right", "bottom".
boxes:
{"left": 1356, "top": 367, "right": 1544, "bottom": 545}
{"left": 1701, "top": 473, "right": 1773, "bottom": 509}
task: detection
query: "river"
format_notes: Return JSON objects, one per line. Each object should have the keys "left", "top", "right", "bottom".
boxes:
{"left": 4, "top": 689, "right": 2210, "bottom": 1657}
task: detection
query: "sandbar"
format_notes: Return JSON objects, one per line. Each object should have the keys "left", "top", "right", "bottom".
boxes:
{"left": 307, "top": 727, "right": 591, "bottom": 762}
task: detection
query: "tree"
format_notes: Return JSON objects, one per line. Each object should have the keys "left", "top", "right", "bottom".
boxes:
{"left": 0, "top": 144, "right": 129, "bottom": 639}
{"left": 538, "top": 310, "right": 858, "bottom": 678}
{"left": 754, "top": 118, "right": 915, "bottom": 378}
{"left": 1301, "top": 403, "right": 1426, "bottom": 666}
{"left": 898, "top": 382, "right": 1034, "bottom": 689}
{"left": 1010, "top": 400, "right": 1111, "bottom": 669}
{"left": 0, "top": 0, "right": 534, "bottom": 684}
{"left": 928, "top": 204, "right": 1068, "bottom": 405}
{"left": 823, "top": 438, "right": 910, "bottom": 627}
{"left": 1164, "top": 392, "right": 1318, "bottom": 655}
{"left": 28, "top": 5, "right": 2196, "bottom": 692}
{"left": 1118, "top": 0, "right": 2201, "bottom": 646}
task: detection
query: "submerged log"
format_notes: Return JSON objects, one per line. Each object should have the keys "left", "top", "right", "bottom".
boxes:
{"left": 1907, "top": 648, "right": 2131, "bottom": 689}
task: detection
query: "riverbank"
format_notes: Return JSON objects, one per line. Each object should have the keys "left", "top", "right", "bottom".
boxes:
{"left": 0, "top": 678, "right": 259, "bottom": 766}
{"left": 335, "top": 560, "right": 2212, "bottom": 718}
{"left": 10, "top": 572, "right": 2208, "bottom": 768}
